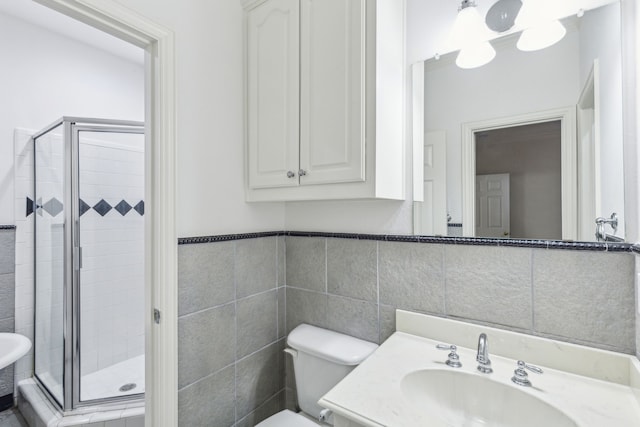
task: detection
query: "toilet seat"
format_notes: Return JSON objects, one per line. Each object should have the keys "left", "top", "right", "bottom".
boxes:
{"left": 256, "top": 409, "right": 321, "bottom": 427}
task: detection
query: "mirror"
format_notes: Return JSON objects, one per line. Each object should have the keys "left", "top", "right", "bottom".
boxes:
{"left": 412, "top": 0, "right": 625, "bottom": 242}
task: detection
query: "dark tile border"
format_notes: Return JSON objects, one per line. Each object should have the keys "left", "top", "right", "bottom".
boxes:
{"left": 178, "top": 230, "right": 632, "bottom": 252}
{"left": 178, "top": 231, "right": 284, "bottom": 245}
{"left": 0, "top": 225, "right": 16, "bottom": 230}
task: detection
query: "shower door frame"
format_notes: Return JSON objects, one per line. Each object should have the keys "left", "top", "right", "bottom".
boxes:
{"left": 33, "top": 117, "right": 146, "bottom": 412}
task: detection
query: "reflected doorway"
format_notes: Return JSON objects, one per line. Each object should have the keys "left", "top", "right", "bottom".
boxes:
{"left": 475, "top": 121, "right": 562, "bottom": 240}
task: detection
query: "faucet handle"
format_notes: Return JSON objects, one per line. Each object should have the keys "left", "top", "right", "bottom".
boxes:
{"left": 476, "top": 333, "right": 492, "bottom": 374}
{"left": 511, "top": 360, "right": 543, "bottom": 387}
{"left": 436, "top": 344, "right": 462, "bottom": 368}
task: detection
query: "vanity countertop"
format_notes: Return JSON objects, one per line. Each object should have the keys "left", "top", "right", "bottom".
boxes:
{"left": 319, "top": 311, "right": 640, "bottom": 427}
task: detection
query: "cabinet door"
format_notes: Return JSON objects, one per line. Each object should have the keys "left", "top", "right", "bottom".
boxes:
{"left": 300, "top": 0, "right": 366, "bottom": 185}
{"left": 247, "top": 0, "right": 300, "bottom": 189}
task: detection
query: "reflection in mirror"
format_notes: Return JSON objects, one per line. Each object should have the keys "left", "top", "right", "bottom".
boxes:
{"left": 413, "top": 1, "right": 624, "bottom": 242}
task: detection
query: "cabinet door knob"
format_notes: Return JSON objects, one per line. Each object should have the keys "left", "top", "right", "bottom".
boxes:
{"left": 287, "top": 171, "right": 295, "bottom": 178}
{"left": 298, "top": 169, "right": 307, "bottom": 176}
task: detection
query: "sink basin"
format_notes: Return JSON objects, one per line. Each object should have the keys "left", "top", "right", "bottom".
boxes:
{"left": 401, "top": 369, "right": 578, "bottom": 427}
{"left": 0, "top": 333, "right": 31, "bottom": 370}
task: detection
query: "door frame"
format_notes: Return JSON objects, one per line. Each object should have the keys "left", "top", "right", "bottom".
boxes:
{"left": 461, "top": 107, "right": 577, "bottom": 240}
{"left": 577, "top": 60, "right": 601, "bottom": 240}
{"left": 33, "top": 1, "right": 178, "bottom": 425}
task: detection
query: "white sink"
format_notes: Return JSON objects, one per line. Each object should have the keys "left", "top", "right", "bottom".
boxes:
{"left": 319, "top": 312, "right": 640, "bottom": 427}
{"left": 0, "top": 333, "right": 31, "bottom": 370}
{"left": 401, "top": 369, "right": 578, "bottom": 427}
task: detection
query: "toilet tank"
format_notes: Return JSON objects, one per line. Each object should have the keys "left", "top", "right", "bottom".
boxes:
{"left": 287, "top": 324, "right": 378, "bottom": 421}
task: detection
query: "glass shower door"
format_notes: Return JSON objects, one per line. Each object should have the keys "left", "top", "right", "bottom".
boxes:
{"left": 75, "top": 127, "right": 145, "bottom": 403}
{"left": 34, "top": 123, "right": 67, "bottom": 406}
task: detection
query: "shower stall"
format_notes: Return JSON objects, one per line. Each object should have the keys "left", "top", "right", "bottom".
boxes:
{"left": 32, "top": 117, "right": 145, "bottom": 411}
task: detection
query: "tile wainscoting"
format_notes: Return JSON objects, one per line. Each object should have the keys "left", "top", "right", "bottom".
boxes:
{"left": 177, "top": 234, "right": 287, "bottom": 427}
{"left": 178, "top": 231, "right": 636, "bottom": 426}
{"left": 285, "top": 236, "right": 635, "bottom": 354}
{"left": 0, "top": 227, "right": 16, "bottom": 409}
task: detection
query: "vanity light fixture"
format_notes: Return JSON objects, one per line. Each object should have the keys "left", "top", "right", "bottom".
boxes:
{"left": 515, "top": 0, "right": 566, "bottom": 51}
{"left": 450, "top": 0, "right": 496, "bottom": 69}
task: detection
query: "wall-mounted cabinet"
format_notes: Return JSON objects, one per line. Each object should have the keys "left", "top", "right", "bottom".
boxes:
{"left": 243, "top": 0, "right": 405, "bottom": 202}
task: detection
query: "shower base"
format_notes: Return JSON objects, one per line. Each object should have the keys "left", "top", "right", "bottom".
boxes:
{"left": 82, "top": 354, "right": 145, "bottom": 401}
{"left": 17, "top": 355, "right": 145, "bottom": 427}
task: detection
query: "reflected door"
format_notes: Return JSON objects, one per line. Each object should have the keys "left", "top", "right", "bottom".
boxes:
{"left": 476, "top": 174, "right": 510, "bottom": 238}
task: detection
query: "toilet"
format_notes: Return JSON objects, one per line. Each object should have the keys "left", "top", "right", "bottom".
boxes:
{"left": 256, "top": 324, "right": 378, "bottom": 427}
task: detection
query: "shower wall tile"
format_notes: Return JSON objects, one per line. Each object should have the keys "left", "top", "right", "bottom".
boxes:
{"left": 178, "top": 241, "right": 235, "bottom": 316}
{"left": 178, "top": 236, "right": 285, "bottom": 426}
{"left": 534, "top": 250, "right": 635, "bottom": 352}
{"left": 236, "top": 236, "right": 277, "bottom": 298}
{"left": 285, "top": 237, "right": 326, "bottom": 292}
{"left": 178, "top": 365, "right": 236, "bottom": 427}
{"left": 13, "top": 130, "right": 36, "bottom": 387}
{"left": 77, "top": 141, "right": 146, "bottom": 375}
{"left": 327, "top": 238, "right": 377, "bottom": 302}
{"left": 445, "top": 245, "right": 533, "bottom": 329}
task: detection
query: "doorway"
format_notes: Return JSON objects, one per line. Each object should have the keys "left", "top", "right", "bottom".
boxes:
{"left": 475, "top": 121, "right": 562, "bottom": 240}
{"left": 5, "top": 0, "right": 177, "bottom": 425}
{"left": 461, "top": 107, "right": 577, "bottom": 240}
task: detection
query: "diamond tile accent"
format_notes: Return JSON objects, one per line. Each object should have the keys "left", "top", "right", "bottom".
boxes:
{"left": 26, "top": 197, "right": 34, "bottom": 217}
{"left": 114, "top": 200, "right": 132, "bottom": 216}
{"left": 27, "top": 196, "right": 143, "bottom": 217}
{"left": 43, "top": 197, "right": 64, "bottom": 217}
{"left": 93, "top": 199, "right": 112, "bottom": 216}
{"left": 79, "top": 199, "right": 91, "bottom": 216}
{"left": 134, "top": 201, "right": 144, "bottom": 216}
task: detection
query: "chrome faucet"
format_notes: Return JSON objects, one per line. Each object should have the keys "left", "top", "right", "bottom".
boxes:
{"left": 476, "top": 333, "right": 493, "bottom": 374}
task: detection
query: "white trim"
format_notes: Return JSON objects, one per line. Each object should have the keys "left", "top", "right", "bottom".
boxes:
{"left": 411, "top": 62, "right": 425, "bottom": 203}
{"left": 461, "top": 107, "right": 577, "bottom": 240}
{"left": 33, "top": 1, "right": 178, "bottom": 426}
{"left": 577, "top": 60, "right": 601, "bottom": 240}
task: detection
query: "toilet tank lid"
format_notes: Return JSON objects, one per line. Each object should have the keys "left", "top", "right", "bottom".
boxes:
{"left": 287, "top": 324, "right": 378, "bottom": 366}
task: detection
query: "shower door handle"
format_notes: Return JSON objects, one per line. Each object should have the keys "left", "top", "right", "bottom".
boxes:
{"left": 73, "top": 246, "right": 83, "bottom": 270}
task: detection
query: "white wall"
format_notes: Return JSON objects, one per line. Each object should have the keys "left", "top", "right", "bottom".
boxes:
{"left": 0, "top": 11, "right": 145, "bottom": 224}
{"left": 424, "top": 32, "right": 580, "bottom": 223}
{"left": 109, "top": 0, "right": 285, "bottom": 237}
{"left": 579, "top": 2, "right": 625, "bottom": 236}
